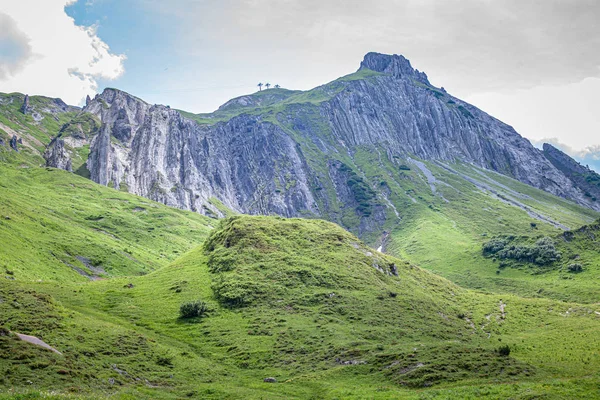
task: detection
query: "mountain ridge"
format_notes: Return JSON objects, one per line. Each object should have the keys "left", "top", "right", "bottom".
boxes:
{"left": 4, "top": 53, "right": 599, "bottom": 240}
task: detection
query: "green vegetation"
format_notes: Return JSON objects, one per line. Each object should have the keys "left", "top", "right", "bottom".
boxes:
{"left": 338, "top": 162, "right": 377, "bottom": 216}
{"left": 177, "top": 69, "right": 383, "bottom": 126}
{"left": 2, "top": 72, "right": 600, "bottom": 398}
{"left": 0, "top": 93, "right": 78, "bottom": 150}
{"left": 1, "top": 215, "right": 600, "bottom": 399}
{"left": 0, "top": 164, "right": 213, "bottom": 282}
{"left": 483, "top": 236, "right": 561, "bottom": 265}
{"left": 179, "top": 299, "right": 208, "bottom": 319}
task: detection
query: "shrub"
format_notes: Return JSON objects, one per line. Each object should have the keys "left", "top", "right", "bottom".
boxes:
{"left": 156, "top": 355, "right": 173, "bottom": 366}
{"left": 398, "top": 164, "right": 411, "bottom": 171}
{"left": 567, "top": 263, "right": 583, "bottom": 273}
{"left": 483, "top": 238, "right": 507, "bottom": 255}
{"left": 482, "top": 236, "right": 560, "bottom": 265}
{"left": 179, "top": 300, "right": 208, "bottom": 319}
{"left": 497, "top": 345, "right": 511, "bottom": 357}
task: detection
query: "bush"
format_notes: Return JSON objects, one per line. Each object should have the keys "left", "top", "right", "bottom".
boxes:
{"left": 567, "top": 263, "right": 583, "bottom": 273}
{"left": 399, "top": 164, "right": 411, "bottom": 171}
{"left": 497, "top": 345, "right": 511, "bottom": 357}
{"left": 483, "top": 238, "right": 507, "bottom": 255}
{"left": 179, "top": 300, "right": 208, "bottom": 319}
{"left": 156, "top": 354, "right": 173, "bottom": 366}
{"left": 482, "top": 236, "right": 560, "bottom": 265}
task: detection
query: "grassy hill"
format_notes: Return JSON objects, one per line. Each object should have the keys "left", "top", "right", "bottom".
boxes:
{"left": 0, "top": 163, "right": 214, "bottom": 282}
{"left": 2, "top": 215, "right": 600, "bottom": 399}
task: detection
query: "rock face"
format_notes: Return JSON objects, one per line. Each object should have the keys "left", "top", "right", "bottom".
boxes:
{"left": 21, "top": 94, "right": 29, "bottom": 114}
{"left": 44, "top": 137, "right": 72, "bottom": 171}
{"left": 83, "top": 89, "right": 320, "bottom": 218}
{"left": 543, "top": 143, "right": 600, "bottom": 201}
{"left": 63, "top": 53, "right": 599, "bottom": 233}
{"left": 9, "top": 136, "right": 18, "bottom": 152}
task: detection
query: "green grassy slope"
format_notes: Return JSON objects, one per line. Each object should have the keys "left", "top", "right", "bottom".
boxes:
{"left": 1, "top": 216, "right": 600, "bottom": 399}
{"left": 0, "top": 163, "right": 214, "bottom": 282}
{"left": 379, "top": 159, "right": 600, "bottom": 304}
{"left": 315, "top": 142, "right": 600, "bottom": 303}
{"left": 478, "top": 220, "right": 600, "bottom": 303}
{"left": 0, "top": 93, "right": 79, "bottom": 163}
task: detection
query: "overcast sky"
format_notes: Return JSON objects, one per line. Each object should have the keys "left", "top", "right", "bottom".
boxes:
{"left": 0, "top": 0, "right": 599, "bottom": 163}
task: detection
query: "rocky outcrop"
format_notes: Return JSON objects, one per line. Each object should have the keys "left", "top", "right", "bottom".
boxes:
{"left": 84, "top": 89, "right": 321, "bottom": 218}
{"left": 543, "top": 143, "right": 600, "bottom": 201}
{"left": 70, "top": 53, "right": 599, "bottom": 234}
{"left": 44, "top": 137, "right": 72, "bottom": 171}
{"left": 9, "top": 135, "right": 18, "bottom": 152}
{"left": 85, "top": 95, "right": 91, "bottom": 107}
{"left": 21, "top": 94, "right": 29, "bottom": 114}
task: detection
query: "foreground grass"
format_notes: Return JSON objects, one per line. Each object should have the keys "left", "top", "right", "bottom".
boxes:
{"left": 2, "top": 216, "right": 599, "bottom": 399}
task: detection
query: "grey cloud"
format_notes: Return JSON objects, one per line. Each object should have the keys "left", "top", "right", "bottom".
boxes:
{"left": 143, "top": 0, "right": 600, "bottom": 94}
{"left": 0, "top": 12, "right": 34, "bottom": 80}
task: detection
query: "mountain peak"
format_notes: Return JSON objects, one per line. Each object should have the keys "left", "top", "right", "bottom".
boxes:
{"left": 359, "top": 52, "right": 429, "bottom": 84}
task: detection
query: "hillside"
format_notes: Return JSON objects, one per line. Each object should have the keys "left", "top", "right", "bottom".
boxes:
{"left": 0, "top": 163, "right": 214, "bottom": 282}
{"left": 2, "top": 53, "right": 600, "bottom": 304}
{"left": 2, "top": 216, "right": 600, "bottom": 399}
{"left": 478, "top": 219, "right": 600, "bottom": 303}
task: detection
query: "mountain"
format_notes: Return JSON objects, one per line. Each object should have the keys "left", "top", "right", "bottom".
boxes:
{"left": 2, "top": 53, "right": 599, "bottom": 300}
{"left": 40, "top": 53, "right": 599, "bottom": 241}
{"left": 543, "top": 143, "right": 600, "bottom": 201}
{"left": 2, "top": 54, "right": 600, "bottom": 399}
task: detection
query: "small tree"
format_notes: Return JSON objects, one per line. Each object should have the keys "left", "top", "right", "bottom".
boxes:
{"left": 274, "top": 84, "right": 280, "bottom": 89}
{"left": 265, "top": 83, "right": 271, "bottom": 89}
{"left": 179, "top": 300, "right": 208, "bottom": 319}
{"left": 257, "top": 82, "right": 263, "bottom": 91}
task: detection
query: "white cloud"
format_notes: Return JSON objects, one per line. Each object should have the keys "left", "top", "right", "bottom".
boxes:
{"left": 465, "top": 77, "right": 600, "bottom": 152}
{"left": 0, "top": 0, "right": 125, "bottom": 105}
{"left": 0, "top": 12, "right": 34, "bottom": 79}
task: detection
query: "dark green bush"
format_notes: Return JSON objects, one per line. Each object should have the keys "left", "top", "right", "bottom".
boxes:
{"left": 498, "top": 345, "right": 510, "bottom": 357}
{"left": 156, "top": 355, "right": 173, "bottom": 366}
{"left": 398, "top": 164, "right": 411, "bottom": 171}
{"left": 482, "top": 236, "right": 560, "bottom": 265}
{"left": 567, "top": 263, "right": 583, "bottom": 273}
{"left": 179, "top": 300, "right": 208, "bottom": 318}
{"left": 483, "top": 238, "right": 507, "bottom": 255}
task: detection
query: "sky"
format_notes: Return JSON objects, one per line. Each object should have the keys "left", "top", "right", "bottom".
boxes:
{"left": 0, "top": 0, "right": 598, "bottom": 167}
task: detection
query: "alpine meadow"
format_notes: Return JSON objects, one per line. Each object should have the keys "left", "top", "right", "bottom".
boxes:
{"left": 1, "top": 2, "right": 600, "bottom": 398}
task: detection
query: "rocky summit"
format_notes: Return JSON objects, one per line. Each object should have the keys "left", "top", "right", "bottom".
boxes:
{"left": 44, "top": 52, "right": 600, "bottom": 237}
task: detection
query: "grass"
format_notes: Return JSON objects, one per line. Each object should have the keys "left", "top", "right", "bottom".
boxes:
{"left": 0, "top": 163, "right": 213, "bottom": 282}
{"left": 0, "top": 93, "right": 79, "bottom": 157}
{"left": 1, "top": 215, "right": 599, "bottom": 398}
{"left": 177, "top": 68, "right": 383, "bottom": 126}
